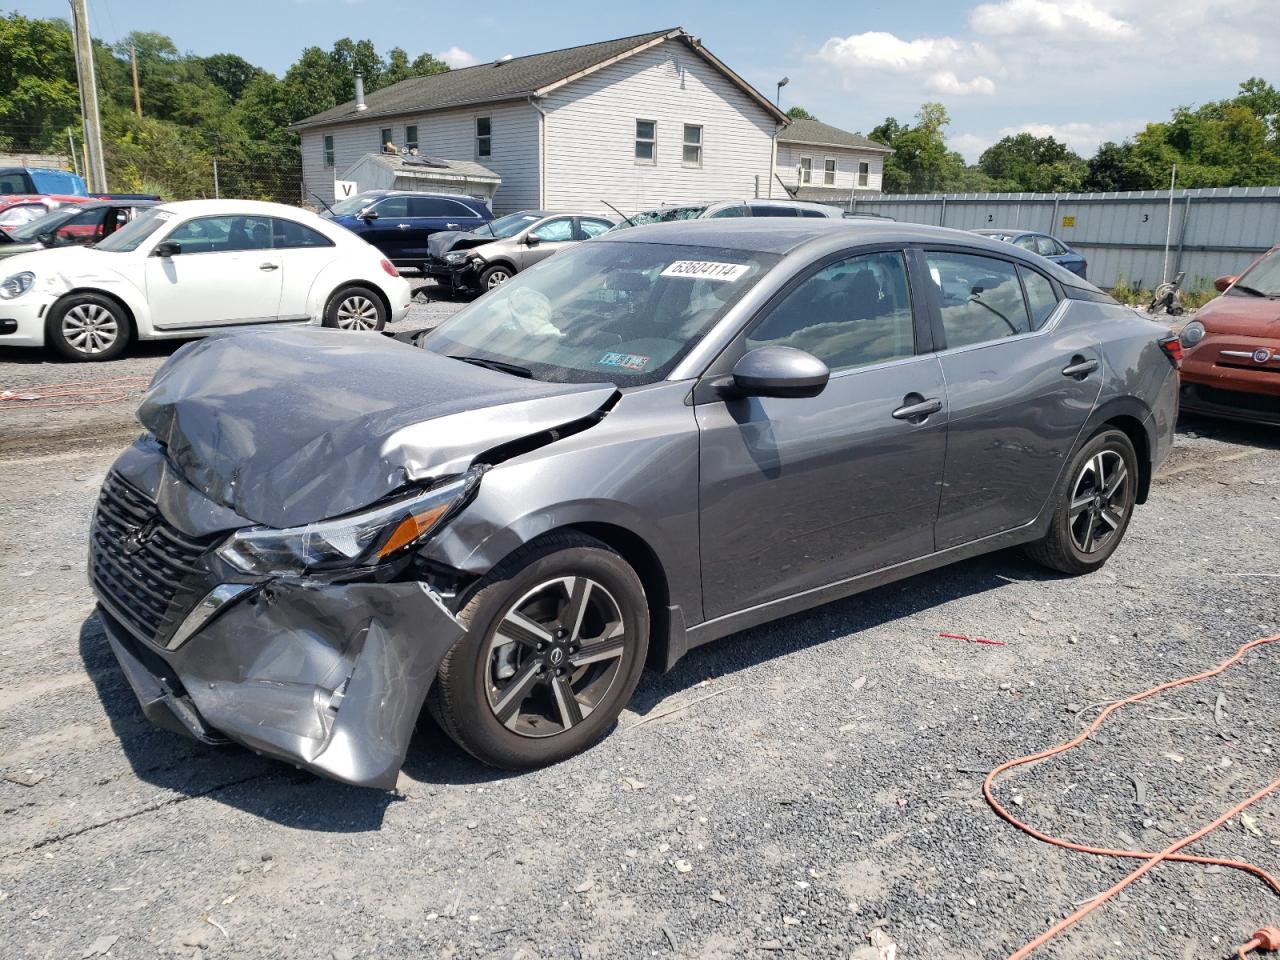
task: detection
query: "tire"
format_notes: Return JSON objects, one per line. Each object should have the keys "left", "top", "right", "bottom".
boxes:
{"left": 1025, "top": 428, "right": 1139, "bottom": 575}
{"left": 429, "top": 532, "right": 649, "bottom": 769}
{"left": 322, "top": 285, "right": 386, "bottom": 331}
{"left": 46, "top": 293, "right": 132, "bottom": 362}
{"left": 478, "top": 264, "right": 514, "bottom": 291}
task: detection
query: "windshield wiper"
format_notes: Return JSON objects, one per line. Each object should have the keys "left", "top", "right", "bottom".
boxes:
{"left": 1232, "top": 283, "right": 1271, "bottom": 297}
{"left": 449, "top": 354, "right": 534, "bottom": 378}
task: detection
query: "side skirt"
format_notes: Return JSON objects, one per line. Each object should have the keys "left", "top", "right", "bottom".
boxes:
{"left": 677, "top": 517, "right": 1048, "bottom": 659}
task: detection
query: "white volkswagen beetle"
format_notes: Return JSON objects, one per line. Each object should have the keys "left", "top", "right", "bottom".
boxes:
{"left": 0, "top": 199, "right": 413, "bottom": 361}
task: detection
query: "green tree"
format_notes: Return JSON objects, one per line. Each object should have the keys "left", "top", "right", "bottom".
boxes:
{"left": 786, "top": 105, "right": 817, "bottom": 121}
{"left": 0, "top": 14, "right": 80, "bottom": 150}
{"left": 874, "top": 103, "right": 966, "bottom": 192}
{"left": 978, "top": 133, "right": 1086, "bottom": 192}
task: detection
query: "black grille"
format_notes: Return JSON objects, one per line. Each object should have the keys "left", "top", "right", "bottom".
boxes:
{"left": 90, "top": 473, "right": 212, "bottom": 645}
{"left": 1191, "top": 384, "right": 1280, "bottom": 418}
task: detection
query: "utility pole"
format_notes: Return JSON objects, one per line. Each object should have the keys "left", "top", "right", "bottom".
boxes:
{"left": 68, "top": 0, "right": 108, "bottom": 193}
{"left": 130, "top": 43, "right": 143, "bottom": 118}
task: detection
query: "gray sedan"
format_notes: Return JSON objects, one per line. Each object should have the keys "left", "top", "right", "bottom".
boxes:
{"left": 89, "top": 219, "right": 1179, "bottom": 786}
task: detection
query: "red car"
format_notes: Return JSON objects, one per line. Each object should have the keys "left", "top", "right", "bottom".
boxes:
{"left": 0, "top": 194, "right": 91, "bottom": 231}
{"left": 1179, "top": 246, "right": 1280, "bottom": 424}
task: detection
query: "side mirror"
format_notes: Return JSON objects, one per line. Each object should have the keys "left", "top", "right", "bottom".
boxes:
{"left": 37, "top": 232, "right": 55, "bottom": 247}
{"left": 525, "top": 233, "right": 542, "bottom": 246}
{"left": 154, "top": 241, "right": 182, "bottom": 257}
{"left": 1214, "top": 275, "right": 1236, "bottom": 293}
{"left": 727, "top": 345, "right": 829, "bottom": 399}
{"left": 358, "top": 208, "right": 378, "bottom": 221}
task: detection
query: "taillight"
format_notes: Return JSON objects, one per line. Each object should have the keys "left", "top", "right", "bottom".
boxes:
{"left": 380, "top": 259, "right": 399, "bottom": 277}
{"left": 1158, "top": 335, "right": 1183, "bottom": 368}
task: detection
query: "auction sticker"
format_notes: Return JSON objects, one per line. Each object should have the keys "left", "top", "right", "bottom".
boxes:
{"left": 660, "top": 260, "right": 750, "bottom": 282}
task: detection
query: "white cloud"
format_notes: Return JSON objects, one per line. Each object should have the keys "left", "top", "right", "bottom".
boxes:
{"left": 969, "top": 0, "right": 1130, "bottom": 38}
{"left": 437, "top": 46, "right": 479, "bottom": 68}
{"left": 817, "top": 31, "right": 998, "bottom": 95}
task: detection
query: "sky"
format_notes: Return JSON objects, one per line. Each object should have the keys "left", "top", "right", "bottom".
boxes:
{"left": 21, "top": 0, "right": 1280, "bottom": 161}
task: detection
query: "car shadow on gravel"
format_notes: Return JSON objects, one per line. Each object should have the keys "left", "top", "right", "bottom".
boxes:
{"left": 628, "top": 549, "right": 1059, "bottom": 716}
{"left": 78, "top": 615, "right": 400, "bottom": 831}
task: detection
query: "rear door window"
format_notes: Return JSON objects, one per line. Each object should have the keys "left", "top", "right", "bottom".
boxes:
{"left": 577, "top": 218, "right": 613, "bottom": 239}
{"left": 926, "top": 252, "right": 1031, "bottom": 349}
{"left": 747, "top": 204, "right": 799, "bottom": 217}
{"left": 274, "top": 218, "right": 335, "bottom": 249}
{"left": 1019, "top": 266, "right": 1060, "bottom": 329}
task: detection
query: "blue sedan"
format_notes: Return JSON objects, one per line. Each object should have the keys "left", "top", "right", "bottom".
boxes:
{"left": 974, "top": 229, "right": 1087, "bottom": 280}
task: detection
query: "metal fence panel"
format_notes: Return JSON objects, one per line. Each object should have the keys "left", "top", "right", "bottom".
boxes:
{"left": 850, "top": 187, "right": 1280, "bottom": 291}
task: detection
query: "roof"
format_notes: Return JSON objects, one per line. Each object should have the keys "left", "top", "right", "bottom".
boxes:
{"left": 597, "top": 217, "right": 1063, "bottom": 257}
{"left": 290, "top": 28, "right": 788, "bottom": 130}
{"left": 777, "top": 118, "right": 892, "bottom": 154}
{"left": 348, "top": 153, "right": 502, "bottom": 184}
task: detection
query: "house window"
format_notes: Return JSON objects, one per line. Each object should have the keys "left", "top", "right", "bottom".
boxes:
{"left": 323, "top": 135, "right": 334, "bottom": 167}
{"left": 682, "top": 124, "right": 702, "bottom": 166}
{"left": 858, "top": 161, "right": 870, "bottom": 187}
{"left": 799, "top": 157, "right": 812, "bottom": 184}
{"left": 635, "top": 119, "right": 656, "bottom": 163}
{"left": 380, "top": 128, "right": 394, "bottom": 148}
{"left": 405, "top": 125, "right": 418, "bottom": 152}
{"left": 824, "top": 159, "right": 836, "bottom": 186}
{"left": 476, "top": 117, "right": 491, "bottom": 158}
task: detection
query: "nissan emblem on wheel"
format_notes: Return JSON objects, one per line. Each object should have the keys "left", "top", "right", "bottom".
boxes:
{"left": 88, "top": 219, "right": 1178, "bottom": 788}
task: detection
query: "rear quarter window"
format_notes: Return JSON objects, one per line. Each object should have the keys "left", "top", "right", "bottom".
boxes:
{"left": 1019, "top": 266, "right": 1060, "bottom": 329}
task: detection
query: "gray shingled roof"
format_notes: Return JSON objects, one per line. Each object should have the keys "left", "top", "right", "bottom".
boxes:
{"left": 292, "top": 29, "right": 688, "bottom": 130}
{"left": 778, "top": 118, "right": 892, "bottom": 153}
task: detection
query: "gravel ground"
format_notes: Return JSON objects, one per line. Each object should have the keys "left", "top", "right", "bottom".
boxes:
{"left": 0, "top": 303, "right": 1277, "bottom": 960}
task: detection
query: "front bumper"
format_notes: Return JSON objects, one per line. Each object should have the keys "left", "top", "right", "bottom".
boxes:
{"left": 96, "top": 577, "right": 464, "bottom": 788}
{"left": 423, "top": 256, "right": 478, "bottom": 288}
{"left": 0, "top": 293, "right": 53, "bottom": 347}
{"left": 1181, "top": 334, "right": 1280, "bottom": 424}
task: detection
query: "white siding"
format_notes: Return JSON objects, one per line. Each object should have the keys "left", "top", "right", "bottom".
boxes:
{"left": 300, "top": 100, "right": 540, "bottom": 213}
{"left": 774, "top": 142, "right": 884, "bottom": 195}
{"left": 541, "top": 42, "right": 777, "bottom": 215}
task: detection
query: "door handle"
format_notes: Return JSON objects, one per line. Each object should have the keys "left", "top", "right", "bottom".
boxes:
{"left": 397, "top": 223, "right": 411, "bottom": 230}
{"left": 1061, "top": 356, "right": 1098, "bottom": 379}
{"left": 891, "top": 394, "right": 942, "bottom": 422}
{"left": 445, "top": 223, "right": 459, "bottom": 229}
{"left": 258, "top": 262, "right": 279, "bottom": 271}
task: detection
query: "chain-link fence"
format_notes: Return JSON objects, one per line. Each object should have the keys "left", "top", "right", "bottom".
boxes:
{"left": 1, "top": 124, "right": 304, "bottom": 206}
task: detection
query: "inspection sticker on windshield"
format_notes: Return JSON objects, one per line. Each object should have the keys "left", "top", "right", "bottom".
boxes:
{"left": 660, "top": 260, "right": 750, "bottom": 282}
{"left": 598, "top": 352, "right": 650, "bottom": 371}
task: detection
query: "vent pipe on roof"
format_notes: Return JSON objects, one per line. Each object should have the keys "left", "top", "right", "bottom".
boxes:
{"left": 355, "top": 74, "right": 367, "bottom": 111}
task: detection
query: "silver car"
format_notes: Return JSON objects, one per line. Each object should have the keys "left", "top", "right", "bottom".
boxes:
{"left": 614, "top": 198, "right": 853, "bottom": 228}
{"left": 425, "top": 210, "right": 615, "bottom": 292}
{"left": 89, "top": 219, "right": 1179, "bottom": 787}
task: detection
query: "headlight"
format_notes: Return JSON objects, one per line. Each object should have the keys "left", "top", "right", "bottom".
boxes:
{"left": 443, "top": 250, "right": 471, "bottom": 264}
{"left": 217, "top": 468, "right": 481, "bottom": 576}
{"left": 1180, "top": 320, "right": 1206, "bottom": 348}
{"left": 0, "top": 271, "right": 34, "bottom": 300}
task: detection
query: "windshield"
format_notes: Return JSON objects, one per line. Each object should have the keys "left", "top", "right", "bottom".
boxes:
{"left": 424, "top": 240, "right": 779, "bottom": 386}
{"left": 484, "top": 212, "right": 544, "bottom": 238}
{"left": 614, "top": 206, "right": 708, "bottom": 230}
{"left": 1231, "top": 250, "right": 1280, "bottom": 297}
{"left": 327, "top": 194, "right": 378, "bottom": 217}
{"left": 7, "top": 206, "right": 78, "bottom": 242}
{"left": 95, "top": 208, "right": 169, "bottom": 252}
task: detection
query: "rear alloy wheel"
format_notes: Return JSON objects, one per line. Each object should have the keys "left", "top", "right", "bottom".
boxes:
{"left": 323, "top": 285, "right": 386, "bottom": 331}
{"left": 1026, "top": 428, "right": 1138, "bottom": 574}
{"left": 46, "top": 293, "right": 131, "bottom": 361}
{"left": 479, "top": 264, "right": 513, "bottom": 290}
{"left": 429, "top": 534, "right": 649, "bottom": 769}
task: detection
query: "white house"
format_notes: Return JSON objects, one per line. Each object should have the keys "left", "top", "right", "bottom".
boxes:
{"left": 290, "top": 28, "right": 790, "bottom": 215}
{"left": 774, "top": 118, "right": 893, "bottom": 204}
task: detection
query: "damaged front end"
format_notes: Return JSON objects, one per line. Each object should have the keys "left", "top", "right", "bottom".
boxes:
{"left": 89, "top": 328, "right": 618, "bottom": 788}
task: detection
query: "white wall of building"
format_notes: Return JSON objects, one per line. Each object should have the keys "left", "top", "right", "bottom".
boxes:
{"left": 300, "top": 100, "right": 540, "bottom": 212}
{"left": 774, "top": 142, "right": 885, "bottom": 195}
{"left": 540, "top": 43, "right": 778, "bottom": 215}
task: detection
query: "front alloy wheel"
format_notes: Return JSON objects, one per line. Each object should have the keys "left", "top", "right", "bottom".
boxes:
{"left": 46, "top": 292, "right": 132, "bottom": 361}
{"left": 486, "top": 577, "right": 627, "bottom": 737}
{"left": 428, "top": 533, "right": 649, "bottom": 769}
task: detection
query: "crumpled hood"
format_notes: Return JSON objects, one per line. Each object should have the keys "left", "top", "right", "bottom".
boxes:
{"left": 427, "top": 229, "right": 493, "bottom": 258}
{"left": 138, "top": 327, "right": 618, "bottom": 528}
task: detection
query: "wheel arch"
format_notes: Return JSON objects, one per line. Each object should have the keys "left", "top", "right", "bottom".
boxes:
{"left": 1082, "top": 397, "right": 1154, "bottom": 504}
{"left": 326, "top": 280, "right": 390, "bottom": 322}
{"left": 50, "top": 287, "right": 139, "bottom": 340}
{"left": 479, "top": 258, "right": 517, "bottom": 276}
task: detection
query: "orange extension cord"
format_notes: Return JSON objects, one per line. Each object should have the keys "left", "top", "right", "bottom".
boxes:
{"left": 0, "top": 375, "right": 151, "bottom": 409}
{"left": 982, "top": 634, "right": 1280, "bottom": 959}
